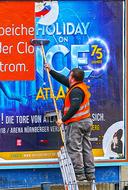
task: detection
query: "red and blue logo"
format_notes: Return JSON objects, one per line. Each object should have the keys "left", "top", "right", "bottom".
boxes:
{"left": 35, "top": 3, "right": 51, "bottom": 17}
{"left": 35, "top": 2, "right": 59, "bottom": 25}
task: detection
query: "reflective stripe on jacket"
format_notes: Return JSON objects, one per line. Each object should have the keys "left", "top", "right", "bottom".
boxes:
{"left": 64, "top": 82, "right": 91, "bottom": 124}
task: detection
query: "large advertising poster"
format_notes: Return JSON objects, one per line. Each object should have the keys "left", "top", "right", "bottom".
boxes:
{"left": 0, "top": 0, "right": 127, "bottom": 167}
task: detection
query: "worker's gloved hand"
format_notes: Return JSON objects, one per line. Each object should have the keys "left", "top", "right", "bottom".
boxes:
{"left": 44, "top": 64, "right": 51, "bottom": 72}
{"left": 56, "top": 119, "right": 63, "bottom": 127}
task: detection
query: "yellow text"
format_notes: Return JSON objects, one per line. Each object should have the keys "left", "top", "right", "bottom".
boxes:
{"left": 36, "top": 85, "right": 66, "bottom": 100}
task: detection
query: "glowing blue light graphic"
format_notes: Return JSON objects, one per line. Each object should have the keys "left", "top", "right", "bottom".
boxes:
{"left": 86, "top": 37, "right": 110, "bottom": 72}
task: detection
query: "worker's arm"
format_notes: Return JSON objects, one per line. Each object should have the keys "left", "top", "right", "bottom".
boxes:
{"left": 62, "top": 88, "right": 84, "bottom": 122}
{"left": 45, "top": 64, "right": 69, "bottom": 87}
{"left": 50, "top": 70, "right": 69, "bottom": 87}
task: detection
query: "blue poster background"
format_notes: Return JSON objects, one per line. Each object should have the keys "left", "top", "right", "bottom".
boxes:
{"left": 0, "top": 1, "right": 125, "bottom": 160}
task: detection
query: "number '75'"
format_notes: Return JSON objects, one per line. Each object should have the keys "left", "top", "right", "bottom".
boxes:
{"left": 91, "top": 45, "right": 103, "bottom": 59}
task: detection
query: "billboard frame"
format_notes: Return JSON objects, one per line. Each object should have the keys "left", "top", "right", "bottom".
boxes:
{"left": 0, "top": 0, "right": 127, "bottom": 169}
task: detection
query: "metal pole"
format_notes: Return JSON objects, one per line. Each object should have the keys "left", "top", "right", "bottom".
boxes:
{"left": 40, "top": 44, "right": 64, "bottom": 143}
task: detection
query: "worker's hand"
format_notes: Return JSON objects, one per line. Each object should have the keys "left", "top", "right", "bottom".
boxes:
{"left": 56, "top": 119, "right": 63, "bottom": 127}
{"left": 45, "top": 64, "right": 51, "bottom": 72}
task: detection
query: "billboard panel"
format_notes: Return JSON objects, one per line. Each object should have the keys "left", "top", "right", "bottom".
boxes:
{"left": 0, "top": 0, "right": 127, "bottom": 167}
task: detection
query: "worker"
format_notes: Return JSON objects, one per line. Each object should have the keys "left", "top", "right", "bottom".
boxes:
{"left": 45, "top": 64, "right": 95, "bottom": 182}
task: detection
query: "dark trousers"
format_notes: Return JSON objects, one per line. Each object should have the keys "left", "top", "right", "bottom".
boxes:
{"left": 65, "top": 118, "right": 95, "bottom": 178}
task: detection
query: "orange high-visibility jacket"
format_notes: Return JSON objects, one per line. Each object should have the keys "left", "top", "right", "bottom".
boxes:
{"left": 63, "top": 82, "right": 91, "bottom": 124}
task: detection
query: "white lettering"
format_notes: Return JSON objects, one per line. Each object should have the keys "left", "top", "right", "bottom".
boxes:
{"left": 0, "top": 61, "right": 28, "bottom": 72}
{"left": 17, "top": 42, "right": 34, "bottom": 54}
{"left": 36, "top": 22, "right": 90, "bottom": 36}
{"left": 0, "top": 24, "right": 34, "bottom": 36}
{"left": 0, "top": 42, "right": 13, "bottom": 54}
